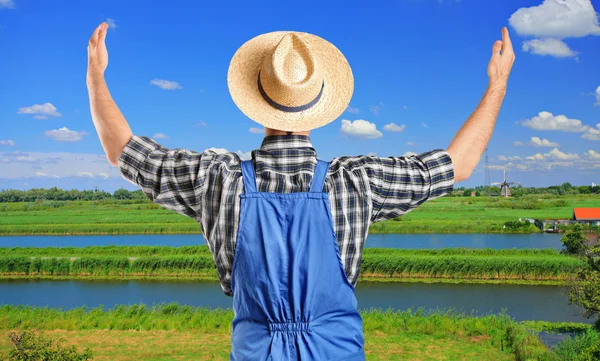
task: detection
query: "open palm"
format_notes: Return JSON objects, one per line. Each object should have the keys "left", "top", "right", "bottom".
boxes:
{"left": 487, "top": 27, "right": 515, "bottom": 87}
{"left": 87, "top": 22, "right": 109, "bottom": 77}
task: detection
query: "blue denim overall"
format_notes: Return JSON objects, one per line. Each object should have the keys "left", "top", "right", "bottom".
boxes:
{"left": 230, "top": 159, "right": 366, "bottom": 361}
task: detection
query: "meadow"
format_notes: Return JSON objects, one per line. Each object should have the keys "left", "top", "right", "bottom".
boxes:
{"left": 0, "top": 246, "right": 585, "bottom": 284}
{"left": 0, "top": 194, "right": 598, "bottom": 235}
{"left": 2, "top": 303, "right": 591, "bottom": 361}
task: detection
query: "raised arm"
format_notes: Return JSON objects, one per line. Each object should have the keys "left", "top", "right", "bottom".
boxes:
{"left": 86, "top": 22, "right": 133, "bottom": 167}
{"left": 446, "top": 27, "right": 515, "bottom": 183}
{"left": 85, "top": 22, "right": 209, "bottom": 219}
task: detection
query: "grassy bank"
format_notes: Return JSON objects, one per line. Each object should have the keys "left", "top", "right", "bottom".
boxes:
{"left": 0, "top": 303, "right": 561, "bottom": 360}
{"left": 0, "top": 246, "right": 585, "bottom": 284}
{"left": 0, "top": 195, "right": 598, "bottom": 235}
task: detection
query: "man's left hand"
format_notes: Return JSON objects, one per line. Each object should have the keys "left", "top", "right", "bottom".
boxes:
{"left": 87, "top": 22, "right": 109, "bottom": 79}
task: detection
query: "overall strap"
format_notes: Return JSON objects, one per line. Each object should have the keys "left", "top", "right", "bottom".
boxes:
{"left": 240, "top": 159, "right": 257, "bottom": 193}
{"left": 310, "top": 159, "right": 330, "bottom": 193}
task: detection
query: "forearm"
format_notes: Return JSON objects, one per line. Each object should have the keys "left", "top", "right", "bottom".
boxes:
{"left": 86, "top": 72, "right": 133, "bottom": 167}
{"left": 446, "top": 82, "right": 506, "bottom": 182}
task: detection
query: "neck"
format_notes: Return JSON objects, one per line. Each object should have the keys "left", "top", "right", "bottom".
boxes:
{"left": 264, "top": 127, "right": 310, "bottom": 137}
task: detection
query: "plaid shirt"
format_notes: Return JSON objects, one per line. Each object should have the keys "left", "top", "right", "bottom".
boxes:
{"left": 118, "top": 134, "right": 455, "bottom": 296}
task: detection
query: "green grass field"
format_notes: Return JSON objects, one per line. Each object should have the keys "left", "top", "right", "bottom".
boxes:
{"left": 0, "top": 303, "right": 567, "bottom": 361}
{"left": 0, "top": 195, "right": 598, "bottom": 235}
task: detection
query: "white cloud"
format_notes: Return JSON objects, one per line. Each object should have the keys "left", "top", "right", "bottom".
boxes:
{"left": 0, "top": 151, "right": 121, "bottom": 180}
{"left": 403, "top": 151, "right": 417, "bottom": 157}
{"left": 346, "top": 106, "right": 360, "bottom": 114}
{"left": 194, "top": 120, "right": 207, "bottom": 127}
{"left": 0, "top": 0, "right": 14, "bottom": 9}
{"left": 207, "top": 147, "right": 229, "bottom": 154}
{"left": 421, "top": 122, "right": 428, "bottom": 128}
{"left": 98, "top": 172, "right": 109, "bottom": 179}
{"left": 509, "top": 0, "right": 600, "bottom": 38}
{"left": 498, "top": 155, "right": 523, "bottom": 161}
{"left": 150, "top": 79, "right": 182, "bottom": 90}
{"left": 340, "top": 119, "right": 383, "bottom": 139}
{"left": 515, "top": 136, "right": 559, "bottom": 147}
{"left": 585, "top": 150, "right": 600, "bottom": 160}
{"left": 205, "top": 147, "right": 251, "bottom": 160}
{"left": 582, "top": 124, "right": 600, "bottom": 140}
{"left": 594, "top": 85, "right": 600, "bottom": 106}
{"left": 152, "top": 133, "right": 169, "bottom": 139}
{"left": 249, "top": 127, "right": 263, "bottom": 134}
{"left": 407, "top": 141, "right": 415, "bottom": 146}
{"left": 530, "top": 136, "right": 559, "bottom": 147}
{"left": 383, "top": 123, "right": 406, "bottom": 132}
{"left": 17, "top": 102, "right": 61, "bottom": 118}
{"left": 106, "top": 18, "right": 117, "bottom": 29}
{"left": 519, "top": 111, "right": 588, "bottom": 132}
{"left": 526, "top": 147, "right": 580, "bottom": 161}
{"left": 522, "top": 38, "right": 577, "bottom": 57}
{"left": 236, "top": 150, "right": 252, "bottom": 160}
{"left": 44, "top": 127, "right": 87, "bottom": 142}
{"left": 77, "top": 172, "right": 94, "bottom": 178}
{"left": 370, "top": 105, "right": 380, "bottom": 116}
{"left": 0, "top": 140, "right": 15, "bottom": 146}
{"left": 513, "top": 141, "right": 524, "bottom": 146}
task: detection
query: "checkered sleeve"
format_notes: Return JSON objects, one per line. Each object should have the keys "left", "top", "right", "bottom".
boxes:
{"left": 117, "top": 135, "right": 211, "bottom": 218}
{"left": 364, "top": 149, "right": 455, "bottom": 223}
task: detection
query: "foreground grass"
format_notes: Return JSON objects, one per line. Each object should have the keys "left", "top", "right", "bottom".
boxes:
{"left": 0, "top": 247, "right": 585, "bottom": 284}
{"left": 0, "top": 304, "right": 553, "bottom": 361}
{"left": 1, "top": 195, "right": 598, "bottom": 235}
{"left": 0, "top": 329, "right": 513, "bottom": 361}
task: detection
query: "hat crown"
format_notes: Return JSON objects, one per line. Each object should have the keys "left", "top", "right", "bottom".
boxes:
{"left": 259, "top": 33, "right": 324, "bottom": 108}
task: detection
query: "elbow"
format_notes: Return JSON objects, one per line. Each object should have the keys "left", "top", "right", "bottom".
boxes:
{"left": 454, "top": 168, "right": 472, "bottom": 183}
{"left": 108, "top": 154, "right": 119, "bottom": 168}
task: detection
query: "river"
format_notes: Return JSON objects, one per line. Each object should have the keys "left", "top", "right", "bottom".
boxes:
{"left": 0, "top": 279, "right": 591, "bottom": 324}
{"left": 0, "top": 233, "right": 564, "bottom": 249}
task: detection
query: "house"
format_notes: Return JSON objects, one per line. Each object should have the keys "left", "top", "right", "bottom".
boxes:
{"left": 573, "top": 208, "right": 600, "bottom": 226}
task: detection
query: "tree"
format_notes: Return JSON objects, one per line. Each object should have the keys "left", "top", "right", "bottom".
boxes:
{"left": 568, "top": 242, "right": 600, "bottom": 330}
{"left": 113, "top": 188, "right": 133, "bottom": 200}
{"left": 560, "top": 223, "right": 588, "bottom": 256}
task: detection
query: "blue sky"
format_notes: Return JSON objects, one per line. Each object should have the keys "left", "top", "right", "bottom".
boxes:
{"left": 0, "top": 0, "right": 599, "bottom": 192}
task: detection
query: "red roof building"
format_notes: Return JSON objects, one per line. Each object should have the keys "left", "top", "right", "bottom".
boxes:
{"left": 573, "top": 208, "right": 600, "bottom": 221}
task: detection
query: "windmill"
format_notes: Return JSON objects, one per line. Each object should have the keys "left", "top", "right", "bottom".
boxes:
{"left": 491, "top": 168, "right": 520, "bottom": 198}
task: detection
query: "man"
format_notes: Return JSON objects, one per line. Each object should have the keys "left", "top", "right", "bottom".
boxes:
{"left": 87, "top": 22, "right": 514, "bottom": 360}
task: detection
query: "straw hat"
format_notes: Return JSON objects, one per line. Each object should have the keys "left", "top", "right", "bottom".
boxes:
{"left": 227, "top": 31, "right": 353, "bottom": 132}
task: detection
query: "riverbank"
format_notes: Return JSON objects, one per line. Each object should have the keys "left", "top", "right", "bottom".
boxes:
{"left": 1, "top": 195, "right": 597, "bottom": 235}
{"left": 0, "top": 246, "right": 585, "bottom": 284}
{"left": 2, "top": 303, "right": 591, "bottom": 360}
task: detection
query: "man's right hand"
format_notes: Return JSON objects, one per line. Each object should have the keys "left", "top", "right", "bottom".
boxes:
{"left": 487, "top": 27, "right": 515, "bottom": 90}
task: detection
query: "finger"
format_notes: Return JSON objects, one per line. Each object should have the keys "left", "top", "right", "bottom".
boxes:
{"left": 492, "top": 40, "right": 503, "bottom": 58}
{"left": 501, "top": 27, "right": 513, "bottom": 55}
{"left": 94, "top": 23, "right": 103, "bottom": 46}
{"left": 89, "top": 25, "right": 101, "bottom": 47}
{"left": 98, "top": 22, "right": 108, "bottom": 44}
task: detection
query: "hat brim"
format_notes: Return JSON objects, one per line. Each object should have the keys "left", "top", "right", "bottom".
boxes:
{"left": 227, "top": 31, "right": 353, "bottom": 132}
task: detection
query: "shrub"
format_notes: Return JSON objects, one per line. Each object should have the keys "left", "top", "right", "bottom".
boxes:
{"left": 7, "top": 328, "right": 93, "bottom": 361}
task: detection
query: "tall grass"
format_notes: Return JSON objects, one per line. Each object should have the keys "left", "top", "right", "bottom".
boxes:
{"left": 0, "top": 247, "right": 584, "bottom": 281}
{"left": 0, "top": 245, "right": 561, "bottom": 257}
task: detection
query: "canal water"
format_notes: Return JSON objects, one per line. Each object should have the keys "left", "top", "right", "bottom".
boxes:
{"left": 0, "top": 279, "right": 592, "bottom": 324}
{"left": 0, "top": 233, "right": 564, "bottom": 250}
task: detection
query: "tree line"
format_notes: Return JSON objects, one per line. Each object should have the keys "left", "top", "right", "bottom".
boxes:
{"left": 0, "top": 182, "right": 598, "bottom": 203}
{"left": 452, "top": 182, "right": 599, "bottom": 197}
{"left": 0, "top": 187, "right": 146, "bottom": 203}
